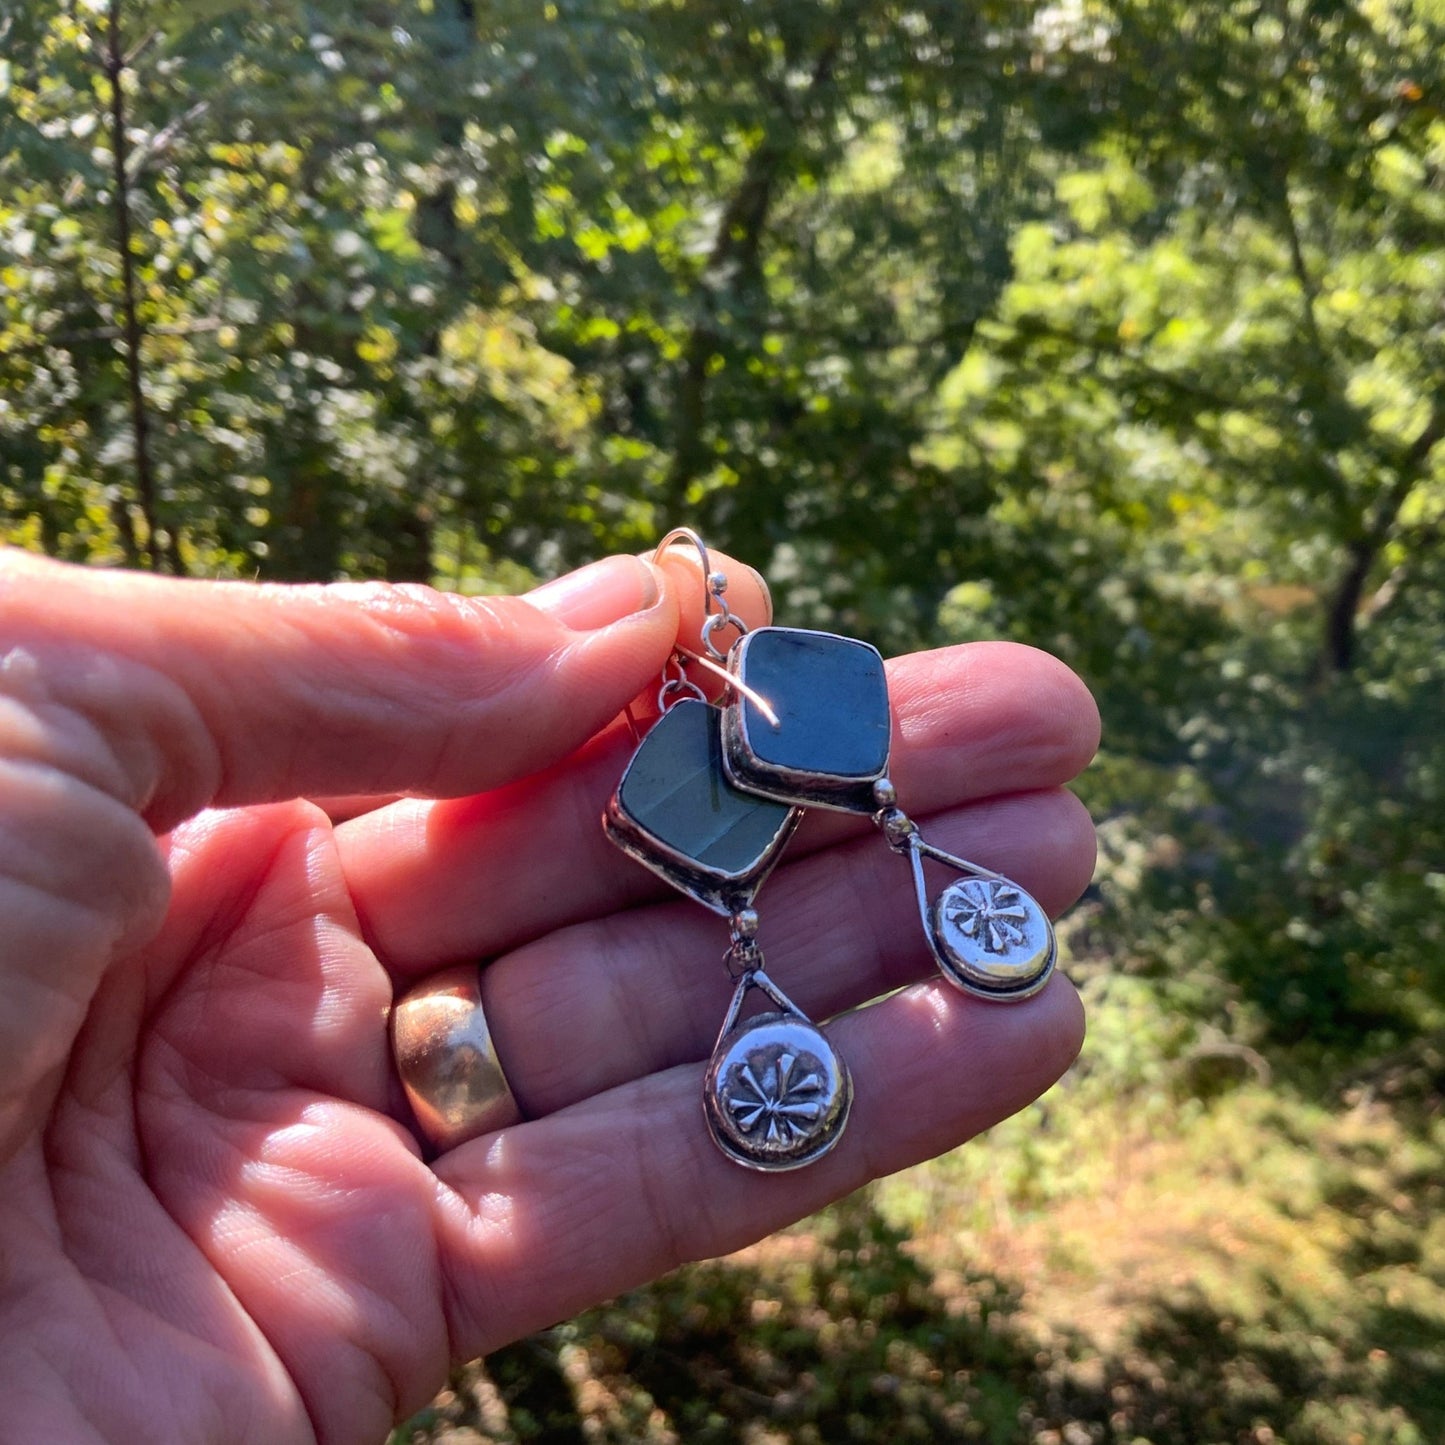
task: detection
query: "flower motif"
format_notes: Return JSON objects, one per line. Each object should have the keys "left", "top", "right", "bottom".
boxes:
{"left": 725, "top": 1049, "right": 827, "bottom": 1145}
{"left": 943, "top": 878, "right": 1031, "bottom": 955}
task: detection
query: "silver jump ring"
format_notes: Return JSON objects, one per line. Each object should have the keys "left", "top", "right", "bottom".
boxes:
{"left": 701, "top": 608, "right": 747, "bottom": 662}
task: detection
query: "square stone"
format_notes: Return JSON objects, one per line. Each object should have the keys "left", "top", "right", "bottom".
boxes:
{"left": 722, "top": 627, "right": 892, "bottom": 813}
{"left": 606, "top": 698, "right": 800, "bottom": 915}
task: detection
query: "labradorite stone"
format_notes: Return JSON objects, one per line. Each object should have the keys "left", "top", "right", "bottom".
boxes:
{"left": 618, "top": 700, "right": 795, "bottom": 874}
{"left": 739, "top": 628, "right": 891, "bottom": 779}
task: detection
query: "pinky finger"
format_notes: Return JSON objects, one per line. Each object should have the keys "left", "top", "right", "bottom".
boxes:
{"left": 430, "top": 973, "right": 1085, "bottom": 1360}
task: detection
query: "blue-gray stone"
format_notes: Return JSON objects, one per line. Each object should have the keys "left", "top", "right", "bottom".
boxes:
{"left": 736, "top": 628, "right": 891, "bottom": 781}
{"left": 617, "top": 699, "right": 796, "bottom": 877}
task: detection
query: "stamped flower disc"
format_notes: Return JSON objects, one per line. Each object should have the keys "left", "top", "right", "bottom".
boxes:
{"left": 704, "top": 1012, "right": 852, "bottom": 1171}
{"left": 927, "top": 876, "right": 1056, "bottom": 999}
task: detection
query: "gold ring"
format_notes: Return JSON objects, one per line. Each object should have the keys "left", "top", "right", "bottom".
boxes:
{"left": 390, "top": 964, "right": 523, "bottom": 1151}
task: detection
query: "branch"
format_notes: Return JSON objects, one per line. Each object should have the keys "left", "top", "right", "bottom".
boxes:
{"left": 1278, "top": 178, "right": 1327, "bottom": 361}
{"left": 1319, "top": 392, "right": 1444, "bottom": 675}
{"left": 122, "top": 25, "right": 160, "bottom": 68}
{"left": 1360, "top": 393, "right": 1445, "bottom": 545}
{"left": 1397, "top": 391, "right": 1445, "bottom": 475}
{"left": 1361, "top": 519, "right": 1443, "bottom": 626}
{"left": 126, "top": 99, "right": 211, "bottom": 180}
{"left": 1275, "top": 175, "right": 1364, "bottom": 522}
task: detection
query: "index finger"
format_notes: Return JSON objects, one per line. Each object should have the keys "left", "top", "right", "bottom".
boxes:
{"left": 0, "top": 549, "right": 683, "bottom": 833}
{"left": 305, "top": 545, "right": 773, "bottom": 821}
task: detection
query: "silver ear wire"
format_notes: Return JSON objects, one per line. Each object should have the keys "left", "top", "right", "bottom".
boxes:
{"left": 651, "top": 529, "right": 777, "bottom": 723}
{"left": 652, "top": 525, "right": 711, "bottom": 571}
{"left": 653, "top": 526, "right": 746, "bottom": 662}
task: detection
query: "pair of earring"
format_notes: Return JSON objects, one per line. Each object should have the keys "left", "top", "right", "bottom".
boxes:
{"left": 604, "top": 530, "right": 1056, "bottom": 1172}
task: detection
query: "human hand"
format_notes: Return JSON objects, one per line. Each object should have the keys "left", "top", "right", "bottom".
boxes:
{"left": 0, "top": 547, "right": 1096, "bottom": 1443}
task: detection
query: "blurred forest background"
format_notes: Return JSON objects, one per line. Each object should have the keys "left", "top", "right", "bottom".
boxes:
{"left": 3, "top": 0, "right": 1444, "bottom": 1440}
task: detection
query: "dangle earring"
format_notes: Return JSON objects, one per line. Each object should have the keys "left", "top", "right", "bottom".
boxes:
{"left": 718, "top": 626, "right": 1057, "bottom": 1001}
{"left": 604, "top": 530, "right": 854, "bottom": 1172}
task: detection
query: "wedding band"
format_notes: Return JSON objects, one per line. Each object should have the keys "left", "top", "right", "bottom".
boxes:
{"left": 390, "top": 964, "right": 523, "bottom": 1151}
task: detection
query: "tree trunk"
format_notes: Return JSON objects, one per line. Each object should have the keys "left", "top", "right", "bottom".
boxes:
{"left": 1317, "top": 399, "right": 1445, "bottom": 677}
{"left": 1322, "top": 537, "right": 1372, "bottom": 675}
{"left": 105, "top": 0, "right": 171, "bottom": 570}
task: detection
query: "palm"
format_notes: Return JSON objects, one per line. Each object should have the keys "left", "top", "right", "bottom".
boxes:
{"left": 15, "top": 805, "right": 431, "bottom": 1442}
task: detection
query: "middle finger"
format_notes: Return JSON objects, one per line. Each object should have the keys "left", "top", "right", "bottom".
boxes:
{"left": 339, "top": 642, "right": 1098, "bottom": 974}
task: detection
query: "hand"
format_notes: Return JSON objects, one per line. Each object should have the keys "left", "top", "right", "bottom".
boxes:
{"left": 0, "top": 547, "right": 1097, "bottom": 1444}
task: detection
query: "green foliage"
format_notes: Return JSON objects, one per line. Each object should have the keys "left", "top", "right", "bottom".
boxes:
{"left": 392, "top": 1076, "right": 1445, "bottom": 1443}
{"left": 0, "top": 0, "right": 1058, "bottom": 594}
{"left": 7, "top": 1, "right": 1445, "bottom": 1438}
{"left": 917, "top": 0, "right": 1445, "bottom": 1048}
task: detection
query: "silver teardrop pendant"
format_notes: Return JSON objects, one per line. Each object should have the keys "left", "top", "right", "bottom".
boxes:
{"left": 704, "top": 968, "right": 852, "bottom": 1172}
{"left": 903, "top": 833, "right": 1056, "bottom": 1000}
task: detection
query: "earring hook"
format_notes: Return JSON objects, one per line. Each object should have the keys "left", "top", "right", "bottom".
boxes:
{"left": 652, "top": 526, "right": 714, "bottom": 586}
{"left": 653, "top": 526, "right": 746, "bottom": 663}
{"left": 651, "top": 527, "right": 779, "bottom": 726}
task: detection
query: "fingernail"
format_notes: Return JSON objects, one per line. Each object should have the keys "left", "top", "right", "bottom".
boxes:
{"left": 526, "top": 555, "right": 661, "bottom": 630}
{"left": 747, "top": 565, "right": 773, "bottom": 625}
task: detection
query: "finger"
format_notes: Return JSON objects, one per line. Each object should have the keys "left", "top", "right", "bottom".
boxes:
{"left": 339, "top": 642, "right": 1100, "bottom": 971}
{"left": 0, "top": 548, "right": 678, "bottom": 1162}
{"left": 295, "top": 546, "right": 772, "bottom": 820}
{"left": 477, "top": 787, "right": 1095, "bottom": 1118}
{"left": 308, "top": 793, "right": 406, "bottom": 824}
{"left": 0, "top": 549, "right": 676, "bottom": 832}
{"left": 432, "top": 973, "right": 1085, "bottom": 1360}
{"left": 0, "top": 752, "right": 170, "bottom": 1159}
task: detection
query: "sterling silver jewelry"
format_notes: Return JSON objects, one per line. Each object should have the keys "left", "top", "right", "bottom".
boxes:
{"left": 605, "top": 531, "right": 1058, "bottom": 1172}
{"left": 719, "top": 626, "right": 1056, "bottom": 999}
{"left": 604, "top": 530, "right": 853, "bottom": 1173}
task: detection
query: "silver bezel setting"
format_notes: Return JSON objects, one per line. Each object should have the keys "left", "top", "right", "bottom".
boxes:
{"left": 888, "top": 825, "right": 1058, "bottom": 1001}
{"left": 721, "top": 627, "right": 892, "bottom": 815}
{"left": 703, "top": 969, "right": 852, "bottom": 1171}
{"left": 926, "top": 876, "right": 1057, "bottom": 1000}
{"left": 604, "top": 701, "right": 802, "bottom": 918}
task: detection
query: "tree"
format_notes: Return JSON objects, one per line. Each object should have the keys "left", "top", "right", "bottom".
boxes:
{"left": 962, "top": 0, "right": 1445, "bottom": 680}
{"left": 903, "top": 0, "right": 1445, "bottom": 1042}
{"left": 2, "top": 0, "right": 1073, "bottom": 609}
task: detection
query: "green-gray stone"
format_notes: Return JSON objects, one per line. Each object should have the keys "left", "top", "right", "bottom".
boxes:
{"left": 618, "top": 699, "right": 795, "bottom": 876}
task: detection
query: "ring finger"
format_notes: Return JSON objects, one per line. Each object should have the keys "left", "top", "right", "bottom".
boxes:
{"left": 437, "top": 785, "right": 1094, "bottom": 1124}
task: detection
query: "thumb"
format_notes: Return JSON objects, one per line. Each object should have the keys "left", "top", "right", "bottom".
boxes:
{"left": 0, "top": 550, "right": 677, "bottom": 834}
